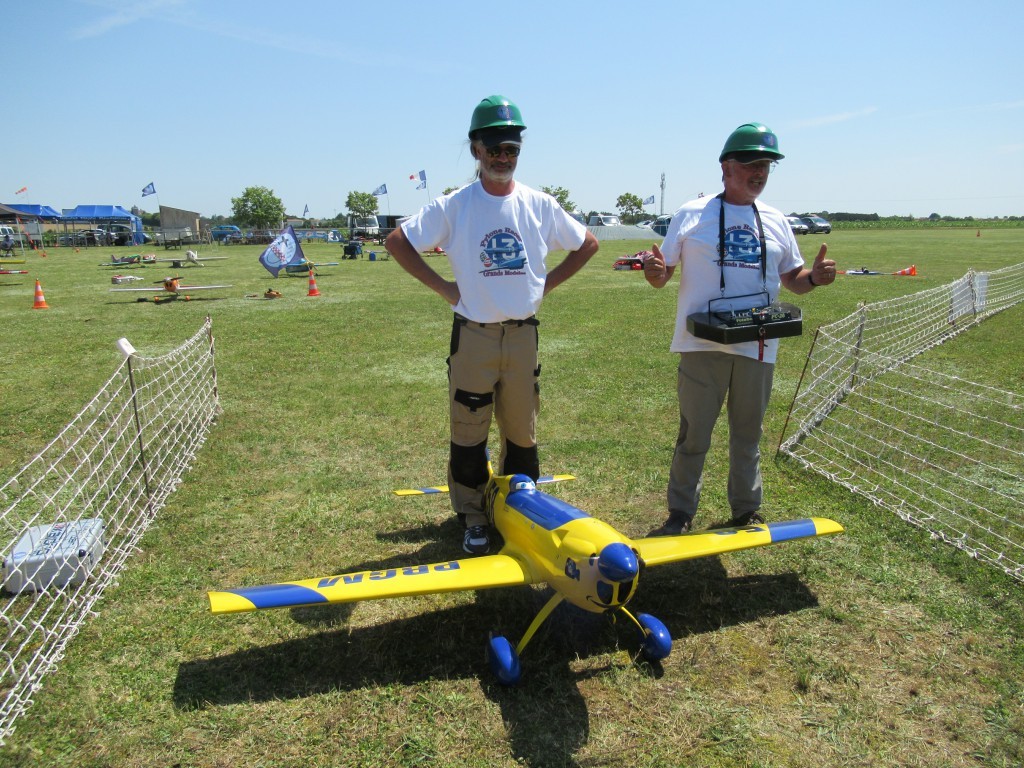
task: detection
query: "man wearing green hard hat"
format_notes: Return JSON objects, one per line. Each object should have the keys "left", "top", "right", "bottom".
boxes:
{"left": 386, "top": 95, "right": 599, "bottom": 555}
{"left": 643, "top": 122, "right": 837, "bottom": 537}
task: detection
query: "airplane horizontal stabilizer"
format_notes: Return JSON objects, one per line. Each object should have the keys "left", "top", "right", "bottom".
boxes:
{"left": 394, "top": 474, "right": 575, "bottom": 496}
{"left": 110, "top": 284, "right": 232, "bottom": 292}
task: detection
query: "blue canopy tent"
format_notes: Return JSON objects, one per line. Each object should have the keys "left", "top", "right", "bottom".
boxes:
{"left": 61, "top": 204, "right": 146, "bottom": 245}
{"left": 0, "top": 203, "right": 61, "bottom": 250}
{"left": 2, "top": 203, "right": 62, "bottom": 220}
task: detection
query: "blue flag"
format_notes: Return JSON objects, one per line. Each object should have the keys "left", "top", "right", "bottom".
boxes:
{"left": 416, "top": 180, "right": 426, "bottom": 190}
{"left": 303, "top": 204, "right": 309, "bottom": 217}
{"left": 142, "top": 182, "right": 156, "bottom": 197}
{"left": 258, "top": 225, "right": 306, "bottom": 277}
{"left": 373, "top": 184, "right": 387, "bottom": 196}
{"left": 643, "top": 195, "right": 655, "bottom": 206}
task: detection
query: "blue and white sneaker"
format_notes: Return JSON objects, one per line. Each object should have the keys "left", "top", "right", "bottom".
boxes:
{"left": 463, "top": 525, "right": 491, "bottom": 555}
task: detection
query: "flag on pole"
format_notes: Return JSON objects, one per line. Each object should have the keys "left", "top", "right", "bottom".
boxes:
{"left": 14, "top": 186, "right": 27, "bottom": 195}
{"left": 258, "top": 225, "right": 306, "bottom": 277}
{"left": 410, "top": 170, "right": 426, "bottom": 184}
{"left": 372, "top": 184, "right": 387, "bottom": 196}
{"left": 303, "top": 204, "right": 309, "bottom": 217}
{"left": 643, "top": 195, "right": 655, "bottom": 206}
{"left": 142, "top": 182, "right": 156, "bottom": 197}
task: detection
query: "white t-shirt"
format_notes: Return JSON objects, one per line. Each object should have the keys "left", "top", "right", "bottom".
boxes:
{"left": 400, "top": 180, "right": 587, "bottom": 323}
{"left": 660, "top": 194, "right": 804, "bottom": 363}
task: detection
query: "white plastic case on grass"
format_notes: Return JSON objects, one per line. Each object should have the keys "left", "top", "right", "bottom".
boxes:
{"left": 2, "top": 518, "right": 106, "bottom": 594}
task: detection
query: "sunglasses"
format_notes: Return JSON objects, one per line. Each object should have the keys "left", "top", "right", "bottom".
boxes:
{"left": 732, "top": 159, "right": 777, "bottom": 174}
{"left": 484, "top": 144, "right": 521, "bottom": 159}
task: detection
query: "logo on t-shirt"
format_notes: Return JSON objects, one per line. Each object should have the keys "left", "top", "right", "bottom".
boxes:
{"left": 723, "top": 226, "right": 761, "bottom": 266}
{"left": 479, "top": 229, "right": 526, "bottom": 273}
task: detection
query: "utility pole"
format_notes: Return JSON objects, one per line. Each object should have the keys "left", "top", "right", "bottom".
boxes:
{"left": 659, "top": 173, "right": 666, "bottom": 216}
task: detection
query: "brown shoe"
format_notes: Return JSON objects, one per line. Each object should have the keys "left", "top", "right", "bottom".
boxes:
{"left": 647, "top": 517, "right": 693, "bottom": 537}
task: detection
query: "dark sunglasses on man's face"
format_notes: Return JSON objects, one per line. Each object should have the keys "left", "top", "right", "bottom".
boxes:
{"left": 484, "top": 144, "right": 520, "bottom": 159}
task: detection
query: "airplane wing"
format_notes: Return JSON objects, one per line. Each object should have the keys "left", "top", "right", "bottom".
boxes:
{"left": 394, "top": 474, "right": 576, "bottom": 496}
{"left": 208, "top": 553, "right": 535, "bottom": 615}
{"left": 110, "top": 284, "right": 232, "bottom": 292}
{"left": 633, "top": 517, "right": 843, "bottom": 567}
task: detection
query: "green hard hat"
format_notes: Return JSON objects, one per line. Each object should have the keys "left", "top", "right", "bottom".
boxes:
{"left": 469, "top": 95, "right": 526, "bottom": 137}
{"left": 719, "top": 123, "right": 784, "bottom": 162}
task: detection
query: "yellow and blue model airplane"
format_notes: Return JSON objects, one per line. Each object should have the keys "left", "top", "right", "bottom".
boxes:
{"left": 208, "top": 472, "right": 842, "bottom": 685}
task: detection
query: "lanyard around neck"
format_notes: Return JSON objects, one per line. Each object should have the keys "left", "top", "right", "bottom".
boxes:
{"left": 716, "top": 193, "right": 766, "bottom": 295}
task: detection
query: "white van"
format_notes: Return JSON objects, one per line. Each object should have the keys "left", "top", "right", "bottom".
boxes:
{"left": 0, "top": 225, "right": 24, "bottom": 248}
{"left": 587, "top": 214, "right": 621, "bottom": 226}
{"left": 348, "top": 215, "right": 380, "bottom": 238}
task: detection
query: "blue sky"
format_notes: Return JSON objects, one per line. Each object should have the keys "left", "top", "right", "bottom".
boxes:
{"left": 7, "top": 0, "right": 1023, "bottom": 221}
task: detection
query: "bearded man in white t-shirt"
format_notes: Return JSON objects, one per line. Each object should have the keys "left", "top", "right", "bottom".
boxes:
{"left": 385, "top": 95, "right": 599, "bottom": 555}
{"left": 642, "top": 122, "right": 837, "bottom": 536}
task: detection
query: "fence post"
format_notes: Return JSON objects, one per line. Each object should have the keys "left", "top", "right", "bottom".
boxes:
{"left": 116, "top": 338, "right": 155, "bottom": 517}
{"left": 846, "top": 302, "right": 868, "bottom": 394}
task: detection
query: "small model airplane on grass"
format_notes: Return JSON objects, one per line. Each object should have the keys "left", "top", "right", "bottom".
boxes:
{"left": 258, "top": 225, "right": 341, "bottom": 277}
{"left": 208, "top": 468, "right": 842, "bottom": 685}
{"left": 282, "top": 259, "right": 340, "bottom": 276}
{"left": 840, "top": 264, "right": 917, "bottom": 276}
{"left": 151, "top": 250, "right": 229, "bottom": 268}
{"left": 613, "top": 250, "right": 652, "bottom": 271}
{"left": 98, "top": 253, "right": 156, "bottom": 268}
{"left": 110, "top": 275, "right": 232, "bottom": 304}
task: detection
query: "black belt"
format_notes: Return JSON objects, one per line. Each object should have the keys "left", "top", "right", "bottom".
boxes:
{"left": 454, "top": 313, "right": 539, "bottom": 327}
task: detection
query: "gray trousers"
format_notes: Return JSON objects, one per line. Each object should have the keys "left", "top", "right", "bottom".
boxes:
{"left": 667, "top": 351, "right": 775, "bottom": 523}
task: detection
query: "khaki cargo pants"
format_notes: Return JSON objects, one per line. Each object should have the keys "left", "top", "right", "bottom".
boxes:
{"left": 447, "top": 314, "right": 541, "bottom": 528}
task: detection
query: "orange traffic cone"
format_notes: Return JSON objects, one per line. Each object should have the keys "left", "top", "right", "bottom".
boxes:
{"left": 307, "top": 271, "right": 321, "bottom": 297}
{"left": 976, "top": 229, "right": 981, "bottom": 237}
{"left": 893, "top": 265, "right": 917, "bottom": 276}
{"left": 32, "top": 279, "right": 49, "bottom": 309}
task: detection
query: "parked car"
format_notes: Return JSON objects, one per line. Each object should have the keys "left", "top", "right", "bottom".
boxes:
{"left": 636, "top": 220, "right": 652, "bottom": 229}
{"left": 59, "top": 228, "right": 107, "bottom": 246}
{"left": 588, "top": 214, "right": 621, "bottom": 226}
{"left": 245, "top": 230, "right": 276, "bottom": 244}
{"left": 210, "top": 224, "right": 243, "bottom": 243}
{"left": 0, "top": 225, "right": 25, "bottom": 248}
{"left": 651, "top": 214, "right": 673, "bottom": 237}
{"left": 787, "top": 216, "right": 809, "bottom": 235}
{"left": 100, "top": 223, "right": 150, "bottom": 245}
{"left": 800, "top": 215, "right": 832, "bottom": 234}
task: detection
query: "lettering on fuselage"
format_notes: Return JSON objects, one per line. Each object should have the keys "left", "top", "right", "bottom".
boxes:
{"left": 316, "top": 562, "right": 460, "bottom": 589}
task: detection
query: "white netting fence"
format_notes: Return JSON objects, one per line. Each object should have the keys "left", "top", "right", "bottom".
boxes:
{"left": 0, "top": 318, "right": 220, "bottom": 745}
{"left": 779, "top": 263, "right": 1024, "bottom": 581}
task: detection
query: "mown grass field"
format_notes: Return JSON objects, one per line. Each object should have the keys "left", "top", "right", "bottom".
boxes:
{"left": 0, "top": 227, "right": 1022, "bottom": 767}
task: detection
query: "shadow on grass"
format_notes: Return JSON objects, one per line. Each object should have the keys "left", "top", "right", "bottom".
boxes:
{"left": 174, "top": 523, "right": 820, "bottom": 768}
